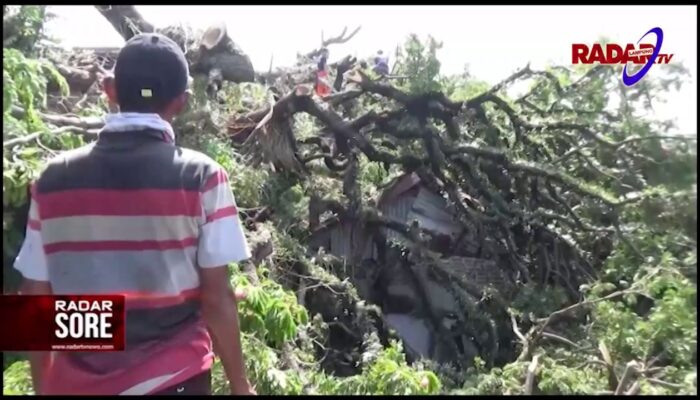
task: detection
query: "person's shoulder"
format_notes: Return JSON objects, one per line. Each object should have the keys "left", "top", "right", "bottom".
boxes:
{"left": 176, "top": 146, "right": 219, "bottom": 166}
{"left": 34, "top": 143, "right": 95, "bottom": 190}
{"left": 40, "top": 143, "right": 95, "bottom": 174}
{"left": 49, "top": 142, "right": 95, "bottom": 162}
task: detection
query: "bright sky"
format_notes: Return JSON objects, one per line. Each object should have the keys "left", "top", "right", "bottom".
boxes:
{"left": 45, "top": 5, "right": 697, "bottom": 135}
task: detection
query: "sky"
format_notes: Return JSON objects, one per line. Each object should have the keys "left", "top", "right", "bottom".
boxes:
{"left": 44, "top": 5, "right": 697, "bottom": 135}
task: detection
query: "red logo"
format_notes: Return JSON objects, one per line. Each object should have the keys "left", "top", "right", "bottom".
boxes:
{"left": 572, "top": 43, "right": 673, "bottom": 65}
{"left": 0, "top": 295, "right": 125, "bottom": 351}
{"left": 572, "top": 27, "right": 673, "bottom": 86}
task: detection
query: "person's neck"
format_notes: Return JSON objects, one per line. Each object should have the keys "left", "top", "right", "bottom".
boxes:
{"left": 157, "top": 112, "right": 173, "bottom": 122}
{"left": 116, "top": 110, "right": 173, "bottom": 122}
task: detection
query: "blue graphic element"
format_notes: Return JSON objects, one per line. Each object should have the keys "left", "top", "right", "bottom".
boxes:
{"left": 622, "top": 27, "right": 663, "bottom": 86}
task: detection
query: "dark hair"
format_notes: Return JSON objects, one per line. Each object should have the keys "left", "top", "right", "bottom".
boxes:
{"left": 114, "top": 33, "right": 189, "bottom": 113}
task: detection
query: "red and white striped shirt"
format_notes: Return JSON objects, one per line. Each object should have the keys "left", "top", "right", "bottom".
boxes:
{"left": 14, "top": 114, "right": 251, "bottom": 395}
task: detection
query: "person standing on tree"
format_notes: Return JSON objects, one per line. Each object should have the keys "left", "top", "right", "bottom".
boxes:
{"left": 315, "top": 47, "right": 332, "bottom": 97}
{"left": 373, "top": 50, "right": 390, "bottom": 76}
{"left": 13, "top": 33, "right": 256, "bottom": 396}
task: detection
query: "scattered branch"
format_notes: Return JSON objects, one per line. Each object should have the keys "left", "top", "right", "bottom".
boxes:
{"left": 614, "top": 361, "right": 640, "bottom": 395}
{"left": 541, "top": 331, "right": 581, "bottom": 349}
{"left": 4, "top": 125, "right": 98, "bottom": 148}
{"left": 11, "top": 106, "right": 104, "bottom": 130}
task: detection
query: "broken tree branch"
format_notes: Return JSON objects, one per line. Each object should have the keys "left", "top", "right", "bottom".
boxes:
{"left": 541, "top": 331, "right": 581, "bottom": 349}
{"left": 322, "top": 25, "right": 362, "bottom": 48}
{"left": 615, "top": 361, "right": 640, "bottom": 395}
{"left": 4, "top": 125, "right": 99, "bottom": 148}
{"left": 95, "top": 5, "right": 154, "bottom": 41}
{"left": 523, "top": 354, "right": 540, "bottom": 395}
{"left": 304, "top": 26, "right": 362, "bottom": 60}
{"left": 11, "top": 106, "right": 104, "bottom": 130}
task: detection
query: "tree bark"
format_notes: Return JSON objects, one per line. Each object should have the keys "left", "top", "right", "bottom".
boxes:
{"left": 95, "top": 5, "right": 154, "bottom": 41}
{"left": 94, "top": 6, "right": 255, "bottom": 85}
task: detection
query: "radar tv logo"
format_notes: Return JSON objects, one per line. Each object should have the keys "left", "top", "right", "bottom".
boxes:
{"left": 572, "top": 27, "right": 674, "bottom": 86}
{"left": 0, "top": 295, "right": 125, "bottom": 352}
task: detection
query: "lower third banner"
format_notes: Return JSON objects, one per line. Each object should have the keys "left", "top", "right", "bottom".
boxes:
{"left": 0, "top": 295, "right": 125, "bottom": 351}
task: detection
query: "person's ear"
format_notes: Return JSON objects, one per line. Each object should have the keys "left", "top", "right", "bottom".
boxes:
{"left": 101, "top": 75, "right": 119, "bottom": 108}
{"left": 167, "top": 91, "right": 190, "bottom": 117}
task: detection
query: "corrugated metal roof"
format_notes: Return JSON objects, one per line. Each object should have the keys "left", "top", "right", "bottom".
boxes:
{"left": 439, "top": 256, "right": 510, "bottom": 292}
{"left": 380, "top": 193, "right": 416, "bottom": 245}
{"left": 326, "top": 221, "right": 374, "bottom": 264}
{"left": 312, "top": 174, "right": 486, "bottom": 274}
{"left": 385, "top": 313, "right": 433, "bottom": 359}
{"left": 380, "top": 184, "right": 463, "bottom": 243}
{"left": 378, "top": 172, "right": 421, "bottom": 208}
{"left": 408, "top": 188, "right": 463, "bottom": 236}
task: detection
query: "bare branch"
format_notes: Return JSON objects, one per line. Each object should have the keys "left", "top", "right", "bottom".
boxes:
{"left": 615, "top": 361, "right": 640, "bottom": 395}
{"left": 646, "top": 378, "right": 684, "bottom": 390}
{"left": 322, "top": 25, "right": 361, "bottom": 47}
{"left": 4, "top": 126, "right": 98, "bottom": 148}
{"left": 598, "top": 340, "right": 619, "bottom": 390}
{"left": 541, "top": 331, "right": 581, "bottom": 349}
{"left": 510, "top": 313, "right": 528, "bottom": 345}
{"left": 11, "top": 106, "right": 104, "bottom": 130}
{"left": 523, "top": 354, "right": 540, "bottom": 395}
{"left": 624, "top": 381, "right": 642, "bottom": 396}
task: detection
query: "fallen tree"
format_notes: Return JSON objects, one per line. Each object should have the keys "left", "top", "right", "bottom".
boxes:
{"left": 3, "top": 5, "right": 697, "bottom": 396}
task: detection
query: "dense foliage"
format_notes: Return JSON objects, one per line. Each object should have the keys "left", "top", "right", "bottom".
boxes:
{"left": 3, "top": 8, "right": 696, "bottom": 395}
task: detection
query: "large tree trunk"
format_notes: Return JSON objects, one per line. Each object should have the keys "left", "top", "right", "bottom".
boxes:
{"left": 95, "top": 5, "right": 154, "bottom": 41}
{"left": 94, "top": 6, "right": 255, "bottom": 85}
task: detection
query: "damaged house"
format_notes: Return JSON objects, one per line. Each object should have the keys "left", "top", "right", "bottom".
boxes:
{"left": 309, "top": 172, "right": 512, "bottom": 365}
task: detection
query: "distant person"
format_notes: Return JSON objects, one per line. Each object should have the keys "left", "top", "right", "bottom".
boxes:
{"left": 14, "top": 33, "right": 256, "bottom": 396}
{"left": 373, "top": 50, "right": 390, "bottom": 76}
{"left": 315, "top": 47, "right": 332, "bottom": 97}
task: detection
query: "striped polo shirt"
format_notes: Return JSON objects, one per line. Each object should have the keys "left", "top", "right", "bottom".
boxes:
{"left": 13, "top": 113, "right": 251, "bottom": 395}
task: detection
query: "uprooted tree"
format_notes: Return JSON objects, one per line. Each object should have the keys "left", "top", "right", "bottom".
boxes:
{"left": 3, "top": 5, "right": 697, "bottom": 396}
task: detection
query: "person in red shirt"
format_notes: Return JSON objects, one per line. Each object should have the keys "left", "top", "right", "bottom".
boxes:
{"left": 14, "top": 33, "right": 256, "bottom": 396}
{"left": 315, "top": 47, "right": 332, "bottom": 97}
